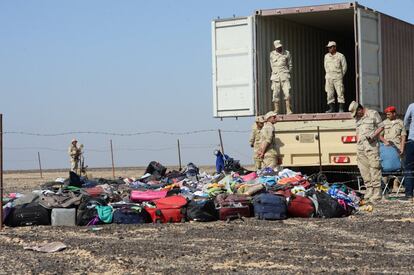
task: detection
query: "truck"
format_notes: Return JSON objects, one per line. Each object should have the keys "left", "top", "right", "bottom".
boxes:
{"left": 211, "top": 2, "right": 414, "bottom": 178}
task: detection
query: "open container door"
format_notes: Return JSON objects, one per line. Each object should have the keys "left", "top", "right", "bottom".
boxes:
{"left": 357, "top": 7, "right": 382, "bottom": 111}
{"left": 212, "top": 17, "right": 256, "bottom": 118}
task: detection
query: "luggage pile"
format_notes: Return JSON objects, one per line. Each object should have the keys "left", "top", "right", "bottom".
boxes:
{"left": 2, "top": 161, "right": 362, "bottom": 227}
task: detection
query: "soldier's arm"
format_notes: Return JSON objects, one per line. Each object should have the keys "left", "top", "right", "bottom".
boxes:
{"left": 341, "top": 54, "right": 347, "bottom": 75}
{"left": 372, "top": 112, "right": 384, "bottom": 139}
{"left": 249, "top": 128, "right": 256, "bottom": 147}
{"left": 324, "top": 55, "right": 328, "bottom": 72}
{"left": 400, "top": 122, "right": 407, "bottom": 154}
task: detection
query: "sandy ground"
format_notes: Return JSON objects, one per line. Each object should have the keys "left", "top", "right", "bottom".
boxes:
{"left": 1, "top": 168, "right": 414, "bottom": 274}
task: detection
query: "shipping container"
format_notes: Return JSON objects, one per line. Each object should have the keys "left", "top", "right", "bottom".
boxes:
{"left": 212, "top": 2, "right": 414, "bottom": 118}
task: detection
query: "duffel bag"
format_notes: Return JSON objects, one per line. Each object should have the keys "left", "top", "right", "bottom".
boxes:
{"left": 287, "top": 195, "right": 315, "bottom": 218}
{"left": 315, "top": 191, "right": 348, "bottom": 218}
{"left": 130, "top": 190, "right": 168, "bottom": 202}
{"left": 186, "top": 198, "right": 218, "bottom": 222}
{"left": 112, "top": 204, "right": 147, "bottom": 224}
{"left": 76, "top": 197, "right": 107, "bottom": 226}
{"left": 253, "top": 193, "right": 287, "bottom": 220}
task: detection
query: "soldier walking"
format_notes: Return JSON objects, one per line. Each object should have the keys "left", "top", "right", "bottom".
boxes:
{"left": 270, "top": 40, "right": 293, "bottom": 114}
{"left": 349, "top": 101, "right": 384, "bottom": 202}
{"left": 258, "top": 111, "right": 278, "bottom": 169}
{"left": 325, "top": 41, "right": 347, "bottom": 113}
{"left": 249, "top": 116, "right": 265, "bottom": 170}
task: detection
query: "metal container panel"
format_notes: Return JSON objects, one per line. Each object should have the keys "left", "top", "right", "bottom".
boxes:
{"left": 380, "top": 14, "right": 414, "bottom": 114}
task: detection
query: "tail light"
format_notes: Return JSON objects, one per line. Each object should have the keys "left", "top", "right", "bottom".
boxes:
{"left": 341, "top": 136, "right": 357, "bottom": 143}
{"left": 333, "top": 156, "right": 350, "bottom": 163}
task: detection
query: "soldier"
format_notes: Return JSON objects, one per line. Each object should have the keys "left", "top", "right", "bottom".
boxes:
{"left": 349, "top": 101, "right": 384, "bottom": 202}
{"left": 380, "top": 106, "right": 406, "bottom": 192}
{"left": 324, "top": 41, "right": 347, "bottom": 113}
{"left": 270, "top": 40, "right": 293, "bottom": 114}
{"left": 68, "top": 138, "right": 82, "bottom": 172}
{"left": 249, "top": 116, "right": 265, "bottom": 170}
{"left": 258, "top": 111, "right": 278, "bottom": 169}
{"left": 402, "top": 102, "right": 414, "bottom": 201}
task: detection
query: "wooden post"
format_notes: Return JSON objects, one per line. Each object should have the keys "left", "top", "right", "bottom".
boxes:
{"left": 177, "top": 139, "right": 182, "bottom": 170}
{"left": 37, "top": 152, "right": 43, "bottom": 178}
{"left": 110, "top": 139, "right": 115, "bottom": 179}
{"left": 218, "top": 129, "right": 225, "bottom": 155}
{"left": 0, "top": 114, "right": 3, "bottom": 229}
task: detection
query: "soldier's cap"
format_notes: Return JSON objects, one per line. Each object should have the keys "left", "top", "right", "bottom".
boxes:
{"left": 348, "top": 101, "right": 360, "bottom": 117}
{"left": 326, "top": 41, "right": 336, "bottom": 47}
{"left": 71, "top": 138, "right": 77, "bottom": 143}
{"left": 273, "top": 40, "right": 283, "bottom": 49}
{"left": 264, "top": 111, "right": 278, "bottom": 120}
{"left": 255, "top": 115, "right": 265, "bottom": 123}
{"left": 384, "top": 106, "right": 396, "bottom": 113}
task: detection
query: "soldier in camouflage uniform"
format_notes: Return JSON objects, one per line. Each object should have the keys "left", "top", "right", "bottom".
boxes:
{"left": 249, "top": 116, "right": 265, "bottom": 170}
{"left": 68, "top": 139, "right": 81, "bottom": 172}
{"left": 258, "top": 111, "right": 278, "bottom": 169}
{"left": 270, "top": 40, "right": 293, "bottom": 114}
{"left": 349, "top": 101, "right": 384, "bottom": 202}
{"left": 324, "top": 41, "right": 347, "bottom": 113}
{"left": 380, "top": 106, "right": 407, "bottom": 192}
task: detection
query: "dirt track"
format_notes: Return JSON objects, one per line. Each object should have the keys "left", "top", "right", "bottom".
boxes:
{"left": 1, "top": 169, "right": 414, "bottom": 274}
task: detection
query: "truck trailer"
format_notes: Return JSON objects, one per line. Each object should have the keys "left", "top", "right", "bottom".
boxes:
{"left": 211, "top": 2, "right": 414, "bottom": 172}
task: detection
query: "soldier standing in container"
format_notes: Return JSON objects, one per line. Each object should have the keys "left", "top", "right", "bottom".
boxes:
{"left": 68, "top": 138, "right": 82, "bottom": 172}
{"left": 324, "top": 41, "right": 347, "bottom": 113}
{"left": 258, "top": 111, "right": 278, "bottom": 169}
{"left": 249, "top": 116, "right": 265, "bottom": 170}
{"left": 380, "top": 106, "right": 407, "bottom": 192}
{"left": 349, "top": 101, "right": 384, "bottom": 202}
{"left": 270, "top": 40, "right": 293, "bottom": 114}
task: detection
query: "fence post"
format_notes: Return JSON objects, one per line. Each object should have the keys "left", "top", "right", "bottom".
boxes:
{"left": 37, "top": 152, "right": 43, "bottom": 178}
{"left": 218, "top": 129, "right": 225, "bottom": 155}
{"left": 0, "top": 114, "right": 3, "bottom": 229}
{"left": 110, "top": 139, "right": 115, "bottom": 179}
{"left": 177, "top": 139, "right": 182, "bottom": 170}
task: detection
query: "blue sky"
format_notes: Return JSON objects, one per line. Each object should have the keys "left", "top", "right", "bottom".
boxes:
{"left": 1, "top": 0, "right": 413, "bottom": 170}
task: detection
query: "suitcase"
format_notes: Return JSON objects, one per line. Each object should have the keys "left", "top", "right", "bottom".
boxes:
{"left": 287, "top": 195, "right": 315, "bottom": 218}
{"left": 112, "top": 204, "right": 147, "bottom": 224}
{"left": 130, "top": 190, "right": 168, "bottom": 202}
{"left": 253, "top": 193, "right": 287, "bottom": 220}
{"left": 218, "top": 206, "right": 250, "bottom": 221}
{"left": 5, "top": 203, "right": 51, "bottom": 227}
{"left": 51, "top": 208, "right": 76, "bottom": 226}
{"left": 145, "top": 161, "right": 167, "bottom": 177}
{"left": 144, "top": 195, "right": 187, "bottom": 223}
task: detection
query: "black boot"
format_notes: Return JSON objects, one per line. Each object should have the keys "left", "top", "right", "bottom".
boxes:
{"left": 338, "top": 103, "right": 345, "bottom": 113}
{"left": 325, "top": 103, "right": 335, "bottom": 113}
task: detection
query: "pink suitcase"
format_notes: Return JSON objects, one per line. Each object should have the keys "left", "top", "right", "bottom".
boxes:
{"left": 130, "top": 190, "right": 168, "bottom": 202}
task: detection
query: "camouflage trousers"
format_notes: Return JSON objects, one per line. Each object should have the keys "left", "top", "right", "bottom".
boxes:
{"left": 325, "top": 78, "right": 344, "bottom": 104}
{"left": 357, "top": 150, "right": 381, "bottom": 188}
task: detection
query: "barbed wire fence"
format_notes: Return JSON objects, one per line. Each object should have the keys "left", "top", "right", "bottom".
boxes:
{"left": 2, "top": 128, "right": 255, "bottom": 177}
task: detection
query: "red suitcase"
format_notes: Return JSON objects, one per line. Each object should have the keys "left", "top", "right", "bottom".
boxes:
{"left": 287, "top": 195, "right": 315, "bottom": 218}
{"left": 218, "top": 206, "right": 250, "bottom": 221}
{"left": 144, "top": 195, "right": 187, "bottom": 223}
{"left": 84, "top": 186, "right": 105, "bottom": 198}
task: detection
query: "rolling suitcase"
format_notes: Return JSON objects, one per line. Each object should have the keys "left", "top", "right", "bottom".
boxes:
{"left": 145, "top": 195, "right": 187, "bottom": 223}
{"left": 5, "top": 202, "right": 51, "bottom": 227}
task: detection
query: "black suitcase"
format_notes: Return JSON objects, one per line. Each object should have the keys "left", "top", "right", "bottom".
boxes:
{"left": 5, "top": 202, "right": 51, "bottom": 227}
{"left": 145, "top": 161, "right": 167, "bottom": 178}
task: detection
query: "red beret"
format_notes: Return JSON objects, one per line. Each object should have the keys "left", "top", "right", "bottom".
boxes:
{"left": 384, "top": 106, "right": 396, "bottom": 113}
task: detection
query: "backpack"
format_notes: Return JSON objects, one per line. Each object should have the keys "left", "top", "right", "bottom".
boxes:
{"left": 315, "top": 191, "right": 348, "bottom": 218}
{"left": 186, "top": 198, "right": 218, "bottom": 222}
{"left": 145, "top": 161, "right": 167, "bottom": 180}
{"left": 76, "top": 197, "right": 107, "bottom": 226}
{"left": 253, "top": 193, "right": 287, "bottom": 220}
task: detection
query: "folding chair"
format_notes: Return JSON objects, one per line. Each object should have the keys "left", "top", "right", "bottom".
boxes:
{"left": 380, "top": 143, "right": 405, "bottom": 196}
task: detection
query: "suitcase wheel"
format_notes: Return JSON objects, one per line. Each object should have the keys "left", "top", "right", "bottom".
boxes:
{"left": 180, "top": 217, "right": 186, "bottom": 223}
{"left": 155, "top": 219, "right": 162, "bottom": 224}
